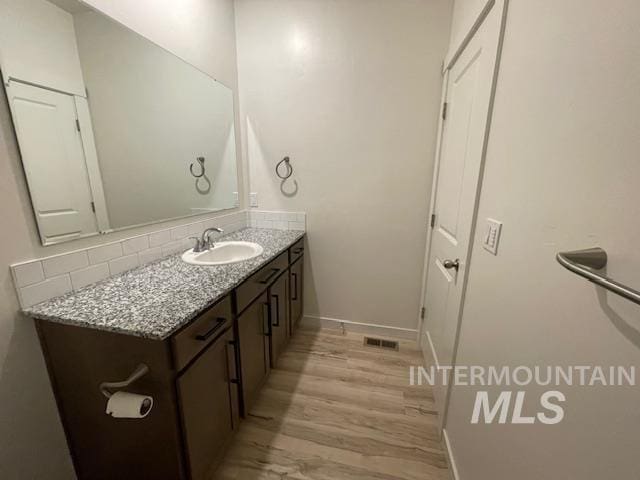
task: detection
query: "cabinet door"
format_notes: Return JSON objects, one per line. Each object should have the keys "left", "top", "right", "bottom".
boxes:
{"left": 177, "top": 328, "right": 236, "bottom": 480}
{"left": 290, "top": 257, "right": 304, "bottom": 335}
{"left": 269, "top": 272, "right": 289, "bottom": 367}
{"left": 238, "top": 291, "right": 270, "bottom": 414}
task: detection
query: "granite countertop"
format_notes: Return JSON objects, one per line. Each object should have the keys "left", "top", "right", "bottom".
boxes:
{"left": 24, "top": 228, "right": 305, "bottom": 340}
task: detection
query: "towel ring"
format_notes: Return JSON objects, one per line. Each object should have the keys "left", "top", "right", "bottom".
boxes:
{"left": 275, "top": 156, "right": 293, "bottom": 180}
{"left": 190, "top": 156, "right": 206, "bottom": 178}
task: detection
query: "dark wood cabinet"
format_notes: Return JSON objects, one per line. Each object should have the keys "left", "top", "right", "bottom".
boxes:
{"left": 35, "top": 235, "right": 305, "bottom": 480}
{"left": 289, "top": 238, "right": 304, "bottom": 264}
{"left": 177, "top": 327, "right": 238, "bottom": 480}
{"left": 237, "top": 291, "right": 270, "bottom": 414}
{"left": 36, "top": 321, "right": 187, "bottom": 480}
{"left": 269, "top": 272, "right": 289, "bottom": 367}
{"left": 236, "top": 251, "right": 288, "bottom": 314}
{"left": 290, "top": 256, "right": 304, "bottom": 334}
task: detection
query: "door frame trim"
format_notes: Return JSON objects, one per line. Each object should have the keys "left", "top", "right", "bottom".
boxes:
{"left": 443, "top": 0, "right": 496, "bottom": 73}
{"left": 416, "top": 68, "right": 449, "bottom": 343}
{"left": 417, "top": 0, "right": 510, "bottom": 432}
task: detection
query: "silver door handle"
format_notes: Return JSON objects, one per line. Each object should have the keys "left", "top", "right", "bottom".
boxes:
{"left": 556, "top": 247, "right": 640, "bottom": 306}
{"left": 443, "top": 259, "right": 460, "bottom": 271}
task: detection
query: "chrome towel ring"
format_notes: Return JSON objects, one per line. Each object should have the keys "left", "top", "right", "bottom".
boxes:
{"left": 190, "top": 156, "right": 206, "bottom": 178}
{"left": 276, "top": 156, "right": 293, "bottom": 180}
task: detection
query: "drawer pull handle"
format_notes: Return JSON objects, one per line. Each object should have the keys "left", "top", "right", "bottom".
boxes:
{"left": 292, "top": 272, "right": 298, "bottom": 301}
{"left": 262, "top": 303, "right": 272, "bottom": 337}
{"left": 227, "top": 340, "right": 240, "bottom": 384}
{"left": 293, "top": 247, "right": 304, "bottom": 254}
{"left": 258, "top": 268, "right": 281, "bottom": 285}
{"left": 272, "top": 294, "right": 280, "bottom": 327}
{"left": 195, "top": 317, "right": 226, "bottom": 341}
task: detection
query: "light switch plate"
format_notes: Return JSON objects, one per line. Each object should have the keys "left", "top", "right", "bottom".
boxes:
{"left": 233, "top": 191, "right": 239, "bottom": 206}
{"left": 249, "top": 192, "right": 258, "bottom": 208}
{"left": 482, "top": 218, "right": 502, "bottom": 255}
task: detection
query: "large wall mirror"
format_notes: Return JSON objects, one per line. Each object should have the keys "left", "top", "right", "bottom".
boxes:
{"left": 0, "top": 0, "right": 240, "bottom": 245}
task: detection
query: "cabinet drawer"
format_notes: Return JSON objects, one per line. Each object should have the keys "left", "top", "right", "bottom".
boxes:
{"left": 289, "top": 238, "right": 305, "bottom": 264}
{"left": 172, "top": 296, "right": 232, "bottom": 371}
{"left": 236, "top": 251, "right": 288, "bottom": 315}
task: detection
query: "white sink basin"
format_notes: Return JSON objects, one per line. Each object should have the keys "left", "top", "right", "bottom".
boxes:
{"left": 181, "top": 241, "right": 264, "bottom": 266}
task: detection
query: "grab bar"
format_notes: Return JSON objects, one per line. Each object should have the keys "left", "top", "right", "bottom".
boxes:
{"left": 556, "top": 247, "right": 640, "bottom": 306}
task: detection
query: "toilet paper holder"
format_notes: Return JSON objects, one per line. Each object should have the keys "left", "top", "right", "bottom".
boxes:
{"left": 99, "top": 364, "right": 149, "bottom": 398}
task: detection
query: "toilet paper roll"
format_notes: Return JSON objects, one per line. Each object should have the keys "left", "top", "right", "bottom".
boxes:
{"left": 105, "top": 391, "right": 153, "bottom": 418}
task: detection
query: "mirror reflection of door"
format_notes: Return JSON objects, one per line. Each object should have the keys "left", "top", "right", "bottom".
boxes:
{"left": 0, "top": 0, "right": 240, "bottom": 245}
{"left": 7, "top": 81, "right": 100, "bottom": 244}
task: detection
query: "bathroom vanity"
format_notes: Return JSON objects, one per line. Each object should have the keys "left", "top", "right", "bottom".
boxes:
{"left": 28, "top": 229, "right": 305, "bottom": 480}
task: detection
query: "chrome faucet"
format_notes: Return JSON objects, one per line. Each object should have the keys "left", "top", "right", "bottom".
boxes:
{"left": 190, "top": 227, "right": 224, "bottom": 253}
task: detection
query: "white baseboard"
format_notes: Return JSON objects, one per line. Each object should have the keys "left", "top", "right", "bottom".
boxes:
{"left": 301, "top": 315, "right": 418, "bottom": 340}
{"left": 443, "top": 428, "right": 460, "bottom": 480}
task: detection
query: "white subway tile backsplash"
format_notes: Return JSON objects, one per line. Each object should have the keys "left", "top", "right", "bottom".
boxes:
{"left": 13, "top": 261, "right": 44, "bottom": 287}
{"left": 250, "top": 211, "right": 306, "bottom": 232}
{"left": 9, "top": 210, "right": 272, "bottom": 309}
{"left": 20, "top": 275, "right": 72, "bottom": 308}
{"left": 171, "top": 225, "right": 190, "bottom": 240}
{"left": 70, "top": 263, "right": 110, "bottom": 290}
{"left": 148, "top": 229, "right": 171, "bottom": 248}
{"left": 162, "top": 241, "right": 186, "bottom": 257}
{"left": 202, "top": 217, "right": 221, "bottom": 230}
{"left": 274, "top": 220, "right": 288, "bottom": 230}
{"left": 43, "top": 251, "right": 89, "bottom": 278}
{"left": 289, "top": 221, "right": 306, "bottom": 231}
{"left": 122, "top": 236, "right": 150, "bottom": 255}
{"left": 88, "top": 243, "right": 123, "bottom": 264}
{"left": 138, "top": 247, "right": 163, "bottom": 265}
{"left": 109, "top": 254, "right": 140, "bottom": 275}
{"left": 187, "top": 222, "right": 204, "bottom": 235}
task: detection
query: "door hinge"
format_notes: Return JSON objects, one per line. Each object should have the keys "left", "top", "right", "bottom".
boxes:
{"left": 420, "top": 307, "right": 426, "bottom": 320}
{"left": 90, "top": 201, "right": 96, "bottom": 213}
{"left": 430, "top": 214, "right": 436, "bottom": 228}
{"left": 75, "top": 119, "right": 81, "bottom": 132}
{"left": 442, "top": 102, "right": 448, "bottom": 121}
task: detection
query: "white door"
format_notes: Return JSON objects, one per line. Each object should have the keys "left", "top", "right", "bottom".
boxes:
{"left": 422, "top": 3, "right": 504, "bottom": 428}
{"left": 7, "top": 81, "right": 98, "bottom": 244}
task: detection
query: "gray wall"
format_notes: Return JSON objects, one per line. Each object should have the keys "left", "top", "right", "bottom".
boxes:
{"left": 442, "top": 1, "right": 640, "bottom": 478}
{"left": 235, "top": 0, "right": 452, "bottom": 332}
{"left": 0, "top": 0, "right": 241, "bottom": 477}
